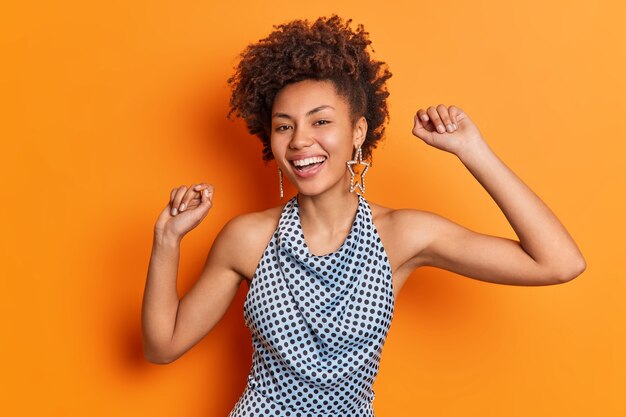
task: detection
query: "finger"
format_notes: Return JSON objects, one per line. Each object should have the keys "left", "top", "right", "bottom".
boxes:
{"left": 179, "top": 184, "right": 201, "bottom": 212}
{"left": 416, "top": 109, "right": 429, "bottom": 124}
{"left": 449, "top": 105, "right": 463, "bottom": 128}
{"left": 183, "top": 183, "right": 211, "bottom": 211}
{"left": 202, "top": 185, "right": 214, "bottom": 209}
{"left": 171, "top": 185, "right": 188, "bottom": 216}
{"left": 413, "top": 113, "right": 426, "bottom": 133}
{"left": 412, "top": 113, "right": 424, "bottom": 138}
{"left": 186, "top": 187, "right": 208, "bottom": 209}
{"left": 427, "top": 106, "right": 446, "bottom": 134}
{"left": 168, "top": 187, "right": 178, "bottom": 215}
{"left": 186, "top": 183, "right": 209, "bottom": 206}
{"left": 205, "top": 184, "right": 215, "bottom": 201}
{"left": 415, "top": 109, "right": 436, "bottom": 133}
{"left": 193, "top": 183, "right": 207, "bottom": 192}
{"left": 437, "top": 104, "right": 455, "bottom": 133}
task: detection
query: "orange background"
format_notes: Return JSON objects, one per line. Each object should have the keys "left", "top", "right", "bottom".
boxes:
{"left": 2, "top": 0, "right": 624, "bottom": 415}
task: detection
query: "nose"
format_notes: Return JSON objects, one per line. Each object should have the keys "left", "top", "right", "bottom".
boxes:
{"left": 288, "top": 124, "right": 314, "bottom": 150}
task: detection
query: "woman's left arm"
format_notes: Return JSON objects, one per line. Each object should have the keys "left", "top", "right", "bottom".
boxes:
{"left": 408, "top": 104, "right": 586, "bottom": 285}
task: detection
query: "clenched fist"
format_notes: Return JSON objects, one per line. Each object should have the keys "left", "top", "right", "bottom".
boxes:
{"left": 154, "top": 183, "right": 214, "bottom": 241}
{"left": 412, "top": 104, "right": 485, "bottom": 156}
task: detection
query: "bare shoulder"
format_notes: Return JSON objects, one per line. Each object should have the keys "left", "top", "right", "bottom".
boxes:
{"left": 219, "top": 203, "right": 284, "bottom": 283}
{"left": 366, "top": 200, "right": 440, "bottom": 272}
{"left": 224, "top": 204, "right": 283, "bottom": 234}
{"left": 367, "top": 200, "right": 434, "bottom": 236}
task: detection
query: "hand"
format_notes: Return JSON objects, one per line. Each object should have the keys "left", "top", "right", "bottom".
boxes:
{"left": 412, "top": 104, "right": 485, "bottom": 156}
{"left": 154, "top": 183, "right": 215, "bottom": 241}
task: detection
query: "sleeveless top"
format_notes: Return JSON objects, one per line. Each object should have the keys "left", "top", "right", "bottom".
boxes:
{"left": 229, "top": 194, "right": 395, "bottom": 417}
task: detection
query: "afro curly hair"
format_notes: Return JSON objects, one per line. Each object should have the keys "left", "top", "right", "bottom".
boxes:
{"left": 226, "top": 15, "right": 392, "bottom": 164}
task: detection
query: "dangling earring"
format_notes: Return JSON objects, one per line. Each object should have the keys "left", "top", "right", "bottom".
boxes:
{"left": 278, "top": 167, "right": 284, "bottom": 199}
{"left": 346, "top": 145, "right": 370, "bottom": 194}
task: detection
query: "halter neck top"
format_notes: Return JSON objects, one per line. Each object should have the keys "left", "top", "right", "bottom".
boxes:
{"left": 229, "top": 194, "right": 395, "bottom": 416}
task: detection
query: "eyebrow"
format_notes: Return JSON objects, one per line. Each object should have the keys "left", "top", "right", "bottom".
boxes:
{"left": 272, "top": 105, "right": 335, "bottom": 120}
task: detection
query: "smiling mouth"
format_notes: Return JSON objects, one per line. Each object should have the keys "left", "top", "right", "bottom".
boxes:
{"left": 291, "top": 157, "right": 327, "bottom": 172}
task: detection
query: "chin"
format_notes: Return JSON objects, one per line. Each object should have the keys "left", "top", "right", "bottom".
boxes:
{"left": 295, "top": 181, "right": 349, "bottom": 197}
{"left": 291, "top": 181, "right": 329, "bottom": 196}
{"left": 295, "top": 187, "right": 324, "bottom": 197}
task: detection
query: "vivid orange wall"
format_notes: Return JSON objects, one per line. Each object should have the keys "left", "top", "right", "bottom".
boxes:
{"left": 2, "top": 0, "right": 624, "bottom": 415}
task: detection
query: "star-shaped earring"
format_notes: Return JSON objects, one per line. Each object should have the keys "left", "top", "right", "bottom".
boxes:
{"left": 346, "top": 145, "right": 370, "bottom": 194}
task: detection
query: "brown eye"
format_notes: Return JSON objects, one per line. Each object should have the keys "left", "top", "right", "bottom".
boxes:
{"left": 316, "top": 120, "right": 330, "bottom": 126}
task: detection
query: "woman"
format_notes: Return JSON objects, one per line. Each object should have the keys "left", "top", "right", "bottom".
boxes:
{"left": 141, "top": 15, "right": 586, "bottom": 416}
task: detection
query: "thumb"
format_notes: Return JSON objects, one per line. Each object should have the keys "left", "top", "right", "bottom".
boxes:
{"left": 201, "top": 185, "right": 214, "bottom": 207}
{"left": 412, "top": 113, "right": 429, "bottom": 140}
{"left": 413, "top": 113, "right": 425, "bottom": 130}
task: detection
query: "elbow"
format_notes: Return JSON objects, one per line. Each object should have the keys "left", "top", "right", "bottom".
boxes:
{"left": 554, "top": 256, "right": 587, "bottom": 284}
{"left": 144, "top": 354, "right": 173, "bottom": 365}
{"left": 143, "top": 345, "right": 177, "bottom": 365}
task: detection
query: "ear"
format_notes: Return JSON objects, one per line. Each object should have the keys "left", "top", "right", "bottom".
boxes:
{"left": 352, "top": 116, "right": 368, "bottom": 149}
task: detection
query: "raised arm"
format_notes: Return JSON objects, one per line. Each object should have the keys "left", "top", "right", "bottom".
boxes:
{"left": 403, "top": 105, "right": 586, "bottom": 286}
{"left": 142, "top": 183, "right": 245, "bottom": 364}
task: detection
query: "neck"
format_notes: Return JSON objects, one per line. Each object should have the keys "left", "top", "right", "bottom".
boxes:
{"left": 296, "top": 176, "right": 360, "bottom": 234}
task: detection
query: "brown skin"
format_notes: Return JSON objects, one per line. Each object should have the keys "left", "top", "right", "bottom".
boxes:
{"left": 142, "top": 79, "right": 586, "bottom": 364}
{"left": 226, "top": 15, "right": 392, "bottom": 163}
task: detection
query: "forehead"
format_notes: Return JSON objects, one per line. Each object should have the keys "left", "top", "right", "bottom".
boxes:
{"left": 272, "top": 79, "right": 347, "bottom": 113}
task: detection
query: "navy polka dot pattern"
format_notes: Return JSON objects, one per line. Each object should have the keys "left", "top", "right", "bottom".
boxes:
{"left": 229, "top": 194, "right": 395, "bottom": 416}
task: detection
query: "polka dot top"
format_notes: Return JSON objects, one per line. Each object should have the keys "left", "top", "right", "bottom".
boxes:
{"left": 229, "top": 194, "right": 395, "bottom": 417}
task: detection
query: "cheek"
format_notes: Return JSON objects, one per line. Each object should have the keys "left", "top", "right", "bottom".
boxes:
{"left": 269, "top": 137, "right": 282, "bottom": 158}
{"left": 320, "top": 130, "right": 352, "bottom": 155}
{"left": 326, "top": 146, "right": 354, "bottom": 173}
{"left": 331, "top": 141, "right": 354, "bottom": 162}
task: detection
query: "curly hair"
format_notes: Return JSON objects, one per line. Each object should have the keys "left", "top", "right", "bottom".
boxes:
{"left": 226, "top": 15, "right": 392, "bottom": 163}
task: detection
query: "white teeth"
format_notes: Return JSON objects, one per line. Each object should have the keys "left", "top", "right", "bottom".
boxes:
{"left": 292, "top": 156, "right": 326, "bottom": 167}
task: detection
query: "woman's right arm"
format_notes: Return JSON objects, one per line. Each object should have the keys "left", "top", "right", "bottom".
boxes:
{"left": 142, "top": 230, "right": 185, "bottom": 364}
{"left": 141, "top": 183, "right": 245, "bottom": 364}
{"left": 142, "top": 218, "right": 245, "bottom": 364}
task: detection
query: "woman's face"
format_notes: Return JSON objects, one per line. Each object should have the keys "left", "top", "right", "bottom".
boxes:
{"left": 270, "top": 79, "right": 367, "bottom": 197}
